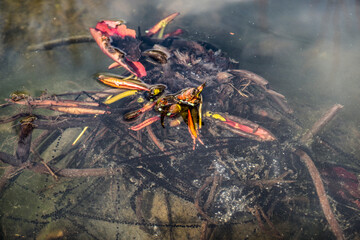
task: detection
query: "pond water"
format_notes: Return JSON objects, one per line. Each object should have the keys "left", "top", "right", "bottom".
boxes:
{"left": 0, "top": 0, "right": 360, "bottom": 239}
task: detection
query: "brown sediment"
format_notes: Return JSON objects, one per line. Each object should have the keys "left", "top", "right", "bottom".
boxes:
{"left": 301, "top": 104, "right": 343, "bottom": 144}
{"left": 0, "top": 165, "right": 17, "bottom": 193}
{"left": 295, "top": 149, "right": 345, "bottom": 240}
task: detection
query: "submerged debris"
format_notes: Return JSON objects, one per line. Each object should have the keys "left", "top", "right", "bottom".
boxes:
{"left": 0, "top": 12, "right": 357, "bottom": 240}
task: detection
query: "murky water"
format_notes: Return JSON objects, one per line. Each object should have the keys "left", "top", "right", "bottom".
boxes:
{"left": 1, "top": 0, "right": 360, "bottom": 239}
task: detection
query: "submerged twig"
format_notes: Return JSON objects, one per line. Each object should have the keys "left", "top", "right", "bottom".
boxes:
{"left": 257, "top": 206, "right": 283, "bottom": 238}
{"left": 301, "top": 104, "right": 343, "bottom": 144}
{"left": 0, "top": 161, "right": 31, "bottom": 194}
{"left": 295, "top": 104, "right": 345, "bottom": 240}
{"left": 42, "top": 161, "right": 58, "bottom": 180}
{"left": 27, "top": 35, "right": 94, "bottom": 51}
{"left": 146, "top": 125, "right": 165, "bottom": 152}
{"left": 0, "top": 113, "right": 31, "bottom": 124}
{"left": 200, "top": 221, "right": 210, "bottom": 240}
{"left": 0, "top": 151, "right": 21, "bottom": 166}
{"left": 204, "top": 173, "right": 220, "bottom": 211}
{"left": 194, "top": 176, "right": 217, "bottom": 224}
{"left": 295, "top": 149, "right": 345, "bottom": 240}
{"left": 32, "top": 164, "right": 124, "bottom": 178}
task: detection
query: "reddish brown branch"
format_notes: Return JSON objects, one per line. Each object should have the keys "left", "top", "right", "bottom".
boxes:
{"left": 295, "top": 149, "right": 345, "bottom": 240}
{"left": 146, "top": 125, "right": 165, "bottom": 152}
{"left": 200, "top": 221, "right": 211, "bottom": 240}
{"left": 301, "top": 104, "right": 343, "bottom": 144}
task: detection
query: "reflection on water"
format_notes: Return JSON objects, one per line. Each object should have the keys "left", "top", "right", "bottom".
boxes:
{"left": 1, "top": 0, "right": 360, "bottom": 239}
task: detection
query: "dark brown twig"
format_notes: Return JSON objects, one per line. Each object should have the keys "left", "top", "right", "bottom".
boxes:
{"left": 29, "top": 163, "right": 124, "bottom": 178}
{"left": 204, "top": 173, "right": 220, "bottom": 211}
{"left": 135, "top": 190, "right": 146, "bottom": 223}
{"left": 0, "top": 151, "right": 21, "bottom": 166}
{"left": 194, "top": 176, "right": 217, "bottom": 224}
{"left": 27, "top": 35, "right": 94, "bottom": 51}
{"left": 251, "top": 206, "right": 266, "bottom": 233}
{"left": 250, "top": 205, "right": 282, "bottom": 239}
{"left": 258, "top": 206, "right": 283, "bottom": 238}
{"left": 0, "top": 113, "right": 32, "bottom": 124}
{"left": 0, "top": 162, "right": 31, "bottom": 193}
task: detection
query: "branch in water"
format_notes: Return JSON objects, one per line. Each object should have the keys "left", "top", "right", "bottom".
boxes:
{"left": 0, "top": 151, "right": 124, "bottom": 176}
{"left": 301, "top": 104, "right": 343, "bottom": 144}
{"left": 295, "top": 149, "right": 345, "bottom": 240}
{"left": 30, "top": 163, "right": 125, "bottom": 178}
{"left": 33, "top": 118, "right": 100, "bottom": 130}
{"left": 0, "top": 151, "right": 21, "bottom": 166}
{"left": 27, "top": 35, "right": 94, "bottom": 51}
